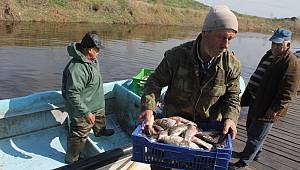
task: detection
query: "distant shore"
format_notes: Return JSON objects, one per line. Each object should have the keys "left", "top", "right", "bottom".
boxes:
{"left": 1, "top": 0, "right": 299, "bottom": 34}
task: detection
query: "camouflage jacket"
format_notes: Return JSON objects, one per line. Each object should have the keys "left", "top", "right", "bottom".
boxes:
{"left": 141, "top": 34, "right": 241, "bottom": 123}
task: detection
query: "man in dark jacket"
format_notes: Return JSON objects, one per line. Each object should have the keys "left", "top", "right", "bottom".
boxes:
{"left": 138, "top": 5, "right": 241, "bottom": 169}
{"left": 234, "top": 28, "right": 300, "bottom": 169}
{"left": 62, "top": 32, "right": 114, "bottom": 164}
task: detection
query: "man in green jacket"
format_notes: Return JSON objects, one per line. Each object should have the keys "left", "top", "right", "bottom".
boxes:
{"left": 62, "top": 32, "right": 114, "bottom": 164}
{"left": 138, "top": 5, "right": 241, "bottom": 169}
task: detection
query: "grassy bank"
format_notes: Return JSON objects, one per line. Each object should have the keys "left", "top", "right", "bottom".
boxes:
{"left": 1, "top": 0, "right": 300, "bottom": 34}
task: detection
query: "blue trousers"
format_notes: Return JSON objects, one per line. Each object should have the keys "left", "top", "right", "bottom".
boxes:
{"left": 240, "top": 117, "right": 273, "bottom": 165}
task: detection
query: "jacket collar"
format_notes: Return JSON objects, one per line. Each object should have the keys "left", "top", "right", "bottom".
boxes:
{"left": 68, "top": 42, "right": 97, "bottom": 64}
{"left": 266, "top": 49, "right": 293, "bottom": 61}
{"left": 191, "top": 33, "right": 202, "bottom": 65}
{"left": 191, "top": 33, "right": 227, "bottom": 72}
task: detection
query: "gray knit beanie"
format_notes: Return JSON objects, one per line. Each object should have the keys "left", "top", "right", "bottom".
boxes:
{"left": 202, "top": 5, "right": 238, "bottom": 32}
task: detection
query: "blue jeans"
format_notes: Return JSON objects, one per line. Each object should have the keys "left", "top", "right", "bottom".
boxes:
{"left": 240, "top": 117, "right": 273, "bottom": 165}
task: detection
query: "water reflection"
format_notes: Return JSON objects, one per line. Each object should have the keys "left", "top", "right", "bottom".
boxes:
{"left": 3, "top": 21, "right": 15, "bottom": 34}
{"left": 232, "top": 32, "right": 300, "bottom": 81}
{"left": 0, "top": 21, "right": 199, "bottom": 47}
{"left": 0, "top": 21, "right": 300, "bottom": 99}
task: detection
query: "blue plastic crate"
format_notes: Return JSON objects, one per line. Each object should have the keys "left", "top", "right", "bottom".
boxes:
{"left": 131, "top": 121, "right": 232, "bottom": 170}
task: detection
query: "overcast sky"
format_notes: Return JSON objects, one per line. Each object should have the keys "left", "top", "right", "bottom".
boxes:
{"left": 196, "top": 0, "right": 300, "bottom": 18}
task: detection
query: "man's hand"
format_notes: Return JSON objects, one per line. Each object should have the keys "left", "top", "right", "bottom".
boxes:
{"left": 138, "top": 110, "right": 154, "bottom": 131}
{"left": 223, "top": 119, "right": 237, "bottom": 140}
{"left": 87, "top": 112, "right": 95, "bottom": 125}
{"left": 265, "top": 109, "right": 277, "bottom": 119}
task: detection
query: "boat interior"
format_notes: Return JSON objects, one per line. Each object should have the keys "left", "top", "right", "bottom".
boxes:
{"left": 0, "top": 80, "right": 140, "bottom": 170}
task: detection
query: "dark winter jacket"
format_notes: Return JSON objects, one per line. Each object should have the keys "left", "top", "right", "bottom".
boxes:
{"left": 241, "top": 50, "right": 300, "bottom": 122}
{"left": 62, "top": 43, "right": 104, "bottom": 118}
{"left": 142, "top": 34, "right": 241, "bottom": 123}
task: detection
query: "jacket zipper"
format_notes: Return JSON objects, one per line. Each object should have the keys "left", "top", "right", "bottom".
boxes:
{"left": 193, "top": 71, "right": 217, "bottom": 121}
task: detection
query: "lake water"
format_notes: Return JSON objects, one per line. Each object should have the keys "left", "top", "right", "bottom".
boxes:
{"left": 1, "top": 21, "right": 300, "bottom": 99}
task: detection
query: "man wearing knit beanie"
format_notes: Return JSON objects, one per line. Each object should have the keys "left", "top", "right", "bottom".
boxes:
{"left": 138, "top": 5, "right": 241, "bottom": 170}
{"left": 203, "top": 5, "right": 238, "bottom": 32}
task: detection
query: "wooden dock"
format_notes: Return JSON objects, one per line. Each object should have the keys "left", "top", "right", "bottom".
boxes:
{"left": 231, "top": 95, "right": 300, "bottom": 170}
{"left": 96, "top": 95, "right": 300, "bottom": 170}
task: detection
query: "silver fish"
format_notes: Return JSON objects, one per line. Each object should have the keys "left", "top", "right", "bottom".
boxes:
{"left": 180, "top": 140, "right": 201, "bottom": 150}
{"left": 183, "top": 125, "right": 198, "bottom": 141}
{"left": 155, "top": 118, "right": 177, "bottom": 130}
{"left": 169, "top": 116, "right": 197, "bottom": 127}
{"left": 195, "top": 130, "right": 226, "bottom": 145}
{"left": 159, "top": 135, "right": 184, "bottom": 146}
{"left": 157, "top": 130, "right": 169, "bottom": 141}
{"left": 168, "top": 124, "right": 188, "bottom": 136}
{"left": 191, "top": 136, "right": 213, "bottom": 151}
{"left": 153, "top": 124, "right": 164, "bottom": 132}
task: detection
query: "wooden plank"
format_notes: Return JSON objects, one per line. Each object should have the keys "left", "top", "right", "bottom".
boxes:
{"left": 251, "top": 154, "right": 299, "bottom": 170}
{"left": 235, "top": 125, "right": 300, "bottom": 162}
{"left": 96, "top": 155, "right": 151, "bottom": 170}
{"left": 233, "top": 94, "right": 300, "bottom": 170}
{"left": 286, "top": 108, "right": 300, "bottom": 115}
{"left": 232, "top": 138, "right": 300, "bottom": 170}
{"left": 280, "top": 117, "right": 300, "bottom": 125}
{"left": 237, "top": 118, "right": 300, "bottom": 136}
{"left": 270, "top": 126, "right": 300, "bottom": 139}
{"left": 236, "top": 133, "right": 300, "bottom": 155}
{"left": 273, "top": 122, "right": 300, "bottom": 133}
{"left": 236, "top": 125, "right": 300, "bottom": 148}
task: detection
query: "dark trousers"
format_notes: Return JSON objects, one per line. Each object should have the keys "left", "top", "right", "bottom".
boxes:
{"left": 65, "top": 109, "right": 106, "bottom": 163}
{"left": 240, "top": 117, "right": 273, "bottom": 165}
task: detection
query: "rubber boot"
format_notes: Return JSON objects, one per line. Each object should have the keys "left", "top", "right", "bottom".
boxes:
{"left": 65, "top": 137, "right": 86, "bottom": 164}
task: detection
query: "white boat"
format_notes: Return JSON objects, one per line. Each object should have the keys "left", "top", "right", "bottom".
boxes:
{"left": 0, "top": 77, "right": 245, "bottom": 170}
